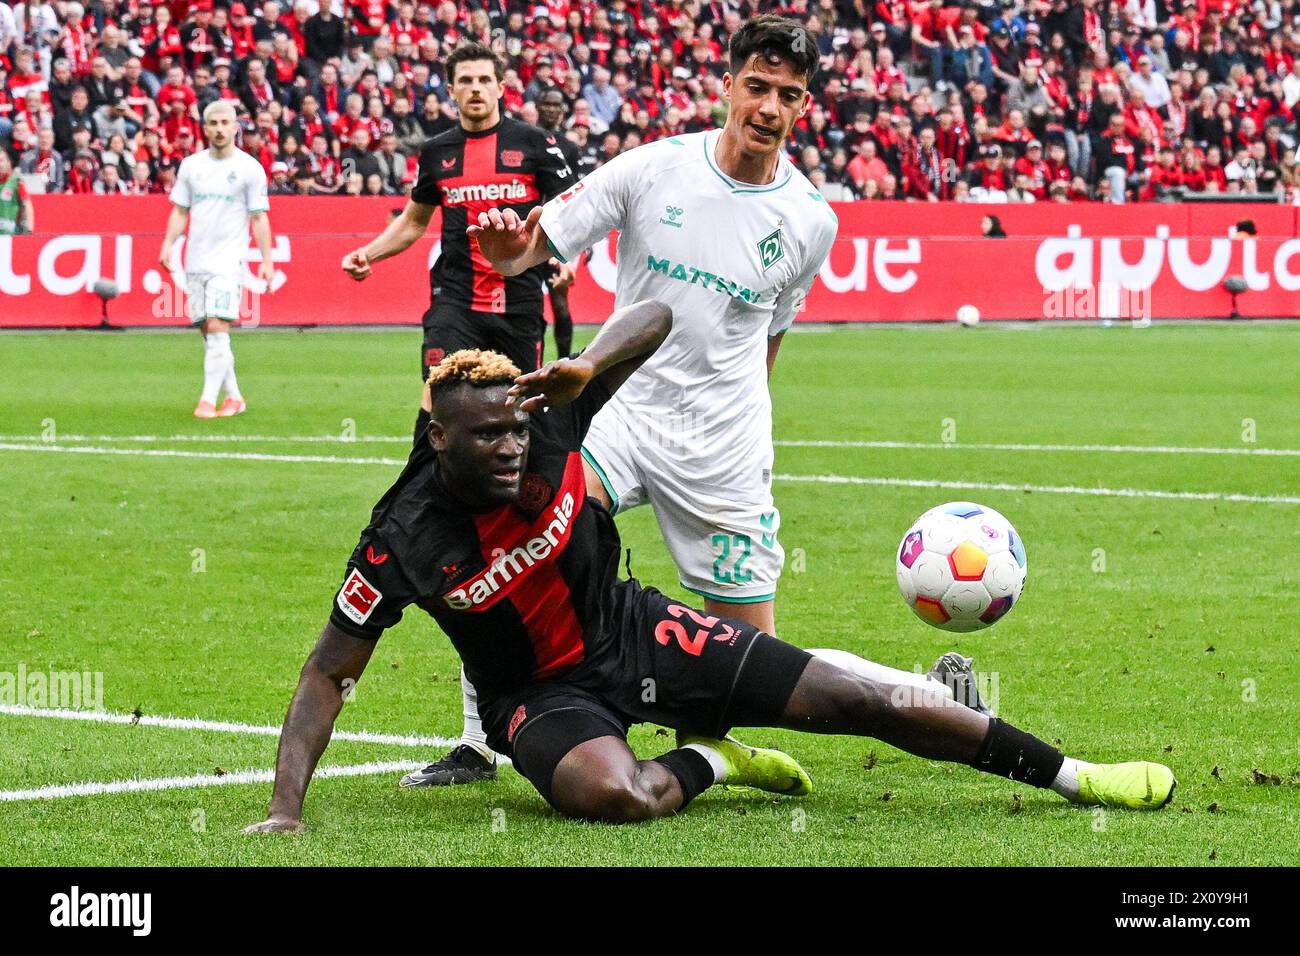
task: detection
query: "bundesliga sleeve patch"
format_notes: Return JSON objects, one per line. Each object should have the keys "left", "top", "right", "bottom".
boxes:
{"left": 336, "top": 568, "right": 382, "bottom": 625}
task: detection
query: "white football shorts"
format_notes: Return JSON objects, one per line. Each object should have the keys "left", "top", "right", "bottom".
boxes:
{"left": 582, "top": 400, "right": 783, "bottom": 605}
{"left": 185, "top": 272, "right": 243, "bottom": 324}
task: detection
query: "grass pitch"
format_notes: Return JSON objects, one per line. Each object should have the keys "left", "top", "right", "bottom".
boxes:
{"left": 1, "top": 321, "right": 1298, "bottom": 866}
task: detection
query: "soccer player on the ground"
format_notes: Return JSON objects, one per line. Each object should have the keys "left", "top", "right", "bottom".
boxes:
{"left": 243, "top": 308, "right": 1176, "bottom": 834}
{"left": 410, "top": 16, "right": 876, "bottom": 787}
{"left": 535, "top": 89, "right": 583, "bottom": 360}
{"left": 340, "top": 42, "right": 575, "bottom": 380}
{"left": 160, "top": 100, "right": 275, "bottom": 419}
{"left": 340, "top": 42, "right": 574, "bottom": 787}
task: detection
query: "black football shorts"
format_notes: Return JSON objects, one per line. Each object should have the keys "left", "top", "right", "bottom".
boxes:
{"left": 420, "top": 300, "right": 544, "bottom": 380}
{"left": 479, "top": 580, "right": 812, "bottom": 806}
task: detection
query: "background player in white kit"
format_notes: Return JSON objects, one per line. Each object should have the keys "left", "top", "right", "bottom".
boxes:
{"left": 159, "top": 101, "right": 275, "bottom": 419}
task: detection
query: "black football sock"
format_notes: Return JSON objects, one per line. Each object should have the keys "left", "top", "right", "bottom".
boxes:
{"left": 653, "top": 748, "right": 716, "bottom": 809}
{"left": 970, "top": 718, "right": 1066, "bottom": 788}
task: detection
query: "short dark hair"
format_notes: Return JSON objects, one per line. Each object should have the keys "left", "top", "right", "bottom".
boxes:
{"left": 446, "top": 42, "right": 503, "bottom": 84}
{"left": 728, "top": 14, "right": 818, "bottom": 85}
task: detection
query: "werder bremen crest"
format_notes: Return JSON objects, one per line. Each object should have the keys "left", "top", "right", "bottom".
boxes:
{"left": 758, "top": 228, "right": 784, "bottom": 271}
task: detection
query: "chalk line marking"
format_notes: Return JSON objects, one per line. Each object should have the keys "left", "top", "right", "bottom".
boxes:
{"left": 1, "top": 443, "right": 1293, "bottom": 505}
{"left": 0, "top": 760, "right": 424, "bottom": 802}
{"left": 3, "top": 434, "right": 1296, "bottom": 457}
{"left": 0, "top": 703, "right": 455, "bottom": 748}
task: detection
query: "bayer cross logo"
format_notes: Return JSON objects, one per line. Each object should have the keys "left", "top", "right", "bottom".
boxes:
{"left": 658, "top": 205, "right": 685, "bottom": 228}
{"left": 758, "top": 229, "right": 784, "bottom": 271}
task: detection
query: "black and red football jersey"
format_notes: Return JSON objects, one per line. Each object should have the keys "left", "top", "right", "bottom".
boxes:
{"left": 411, "top": 117, "right": 574, "bottom": 317}
{"left": 329, "top": 377, "right": 621, "bottom": 697}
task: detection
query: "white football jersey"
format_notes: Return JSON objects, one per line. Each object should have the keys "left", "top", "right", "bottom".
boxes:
{"left": 170, "top": 148, "right": 269, "bottom": 278}
{"left": 539, "top": 129, "right": 837, "bottom": 454}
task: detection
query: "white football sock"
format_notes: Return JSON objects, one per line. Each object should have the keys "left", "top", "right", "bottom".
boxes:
{"left": 221, "top": 336, "right": 242, "bottom": 401}
{"left": 808, "top": 648, "right": 954, "bottom": 699}
{"left": 681, "top": 743, "right": 729, "bottom": 784}
{"left": 200, "top": 332, "right": 230, "bottom": 405}
{"left": 458, "top": 668, "right": 493, "bottom": 758}
{"left": 1049, "top": 757, "right": 1094, "bottom": 801}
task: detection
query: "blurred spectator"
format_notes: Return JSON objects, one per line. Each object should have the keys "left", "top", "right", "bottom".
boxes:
{"left": 20, "top": 127, "right": 65, "bottom": 192}
{"left": 0, "top": 0, "right": 1295, "bottom": 203}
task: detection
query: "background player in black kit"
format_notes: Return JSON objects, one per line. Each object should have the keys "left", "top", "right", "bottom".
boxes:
{"left": 340, "top": 43, "right": 574, "bottom": 378}
{"left": 536, "top": 90, "right": 584, "bottom": 360}
{"left": 243, "top": 304, "right": 1176, "bottom": 833}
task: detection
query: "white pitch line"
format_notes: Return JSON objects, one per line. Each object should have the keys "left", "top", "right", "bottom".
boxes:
{"left": 0, "top": 703, "right": 456, "bottom": 748}
{"left": 0, "top": 760, "right": 424, "bottom": 802}
{"left": 0, "top": 442, "right": 1293, "bottom": 505}
{"left": 0, "top": 442, "right": 407, "bottom": 467}
{"left": 776, "top": 439, "right": 1300, "bottom": 457}
{"left": 2, "top": 434, "right": 1297, "bottom": 457}
{"left": 773, "top": 473, "right": 1300, "bottom": 506}
{"left": 0, "top": 433, "right": 412, "bottom": 444}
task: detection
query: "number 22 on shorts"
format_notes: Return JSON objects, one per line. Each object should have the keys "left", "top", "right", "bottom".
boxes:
{"left": 654, "top": 605, "right": 736, "bottom": 657}
{"left": 711, "top": 533, "right": 752, "bottom": 585}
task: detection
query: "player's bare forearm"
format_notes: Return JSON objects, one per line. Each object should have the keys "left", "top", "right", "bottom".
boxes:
{"left": 363, "top": 201, "right": 433, "bottom": 264}
{"left": 256, "top": 622, "right": 375, "bottom": 828}
{"left": 766, "top": 332, "right": 785, "bottom": 379}
{"left": 159, "top": 205, "right": 188, "bottom": 266}
{"left": 251, "top": 211, "right": 273, "bottom": 262}
{"left": 582, "top": 298, "right": 673, "bottom": 378}
{"left": 508, "top": 299, "right": 672, "bottom": 411}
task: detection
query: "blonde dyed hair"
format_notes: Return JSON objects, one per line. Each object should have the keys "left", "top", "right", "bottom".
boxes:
{"left": 426, "top": 349, "right": 521, "bottom": 395}
{"left": 203, "top": 100, "right": 238, "bottom": 124}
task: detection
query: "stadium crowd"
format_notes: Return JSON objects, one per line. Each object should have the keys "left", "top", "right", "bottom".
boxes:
{"left": 2, "top": 0, "right": 1300, "bottom": 222}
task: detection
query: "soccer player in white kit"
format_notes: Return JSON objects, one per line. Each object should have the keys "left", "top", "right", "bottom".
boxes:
{"left": 159, "top": 100, "right": 275, "bottom": 419}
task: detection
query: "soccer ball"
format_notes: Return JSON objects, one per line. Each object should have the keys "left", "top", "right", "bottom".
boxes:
{"left": 956, "top": 304, "right": 981, "bottom": 327}
{"left": 896, "top": 502, "right": 1027, "bottom": 632}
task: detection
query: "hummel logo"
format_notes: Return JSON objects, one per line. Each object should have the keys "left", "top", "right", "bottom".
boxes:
{"left": 659, "top": 204, "right": 685, "bottom": 228}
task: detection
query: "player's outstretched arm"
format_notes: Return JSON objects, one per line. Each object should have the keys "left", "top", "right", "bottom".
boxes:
{"left": 243, "top": 621, "right": 376, "bottom": 834}
{"left": 341, "top": 200, "right": 435, "bottom": 281}
{"left": 467, "top": 206, "right": 554, "bottom": 277}
{"left": 508, "top": 298, "right": 671, "bottom": 412}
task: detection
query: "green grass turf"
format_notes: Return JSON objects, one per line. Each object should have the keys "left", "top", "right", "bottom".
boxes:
{"left": 1, "top": 322, "right": 1298, "bottom": 866}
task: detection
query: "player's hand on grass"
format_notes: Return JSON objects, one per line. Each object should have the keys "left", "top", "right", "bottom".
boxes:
{"left": 341, "top": 248, "right": 372, "bottom": 281}
{"left": 468, "top": 206, "right": 542, "bottom": 271}
{"left": 508, "top": 357, "right": 594, "bottom": 412}
{"left": 242, "top": 816, "right": 305, "bottom": 835}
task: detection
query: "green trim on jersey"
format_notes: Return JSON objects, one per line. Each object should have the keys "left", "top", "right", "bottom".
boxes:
{"left": 546, "top": 236, "right": 568, "bottom": 264}
{"left": 680, "top": 583, "right": 776, "bottom": 605}
{"left": 580, "top": 446, "right": 619, "bottom": 515}
{"left": 702, "top": 131, "right": 792, "bottom": 195}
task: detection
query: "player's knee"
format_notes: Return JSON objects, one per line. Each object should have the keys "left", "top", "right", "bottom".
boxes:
{"left": 827, "top": 669, "right": 892, "bottom": 725}
{"left": 565, "top": 775, "right": 656, "bottom": 823}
